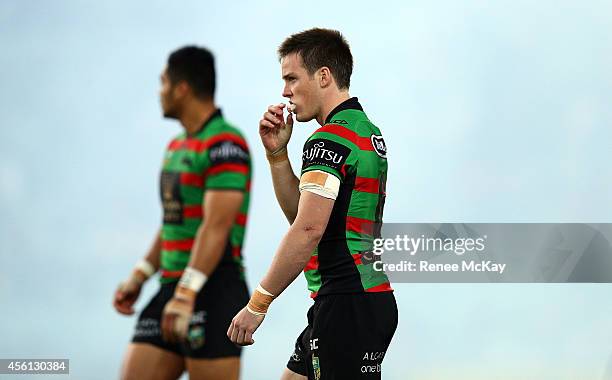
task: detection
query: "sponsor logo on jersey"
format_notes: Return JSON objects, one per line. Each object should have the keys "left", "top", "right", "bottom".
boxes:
{"left": 209, "top": 141, "right": 249, "bottom": 164}
{"left": 302, "top": 139, "right": 351, "bottom": 172}
{"left": 329, "top": 119, "right": 348, "bottom": 125}
{"left": 370, "top": 135, "right": 387, "bottom": 158}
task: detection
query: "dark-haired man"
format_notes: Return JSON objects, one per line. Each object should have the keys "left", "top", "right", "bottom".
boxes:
{"left": 113, "top": 46, "right": 251, "bottom": 380}
{"left": 227, "top": 28, "right": 397, "bottom": 380}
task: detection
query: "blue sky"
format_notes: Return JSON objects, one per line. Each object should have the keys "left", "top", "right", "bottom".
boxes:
{"left": 1, "top": 1, "right": 611, "bottom": 379}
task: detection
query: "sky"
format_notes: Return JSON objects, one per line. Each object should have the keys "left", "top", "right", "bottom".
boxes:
{"left": 1, "top": 0, "right": 612, "bottom": 379}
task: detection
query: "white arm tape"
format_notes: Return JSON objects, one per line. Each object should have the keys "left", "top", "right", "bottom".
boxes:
{"left": 178, "top": 267, "right": 208, "bottom": 292}
{"left": 299, "top": 170, "right": 340, "bottom": 200}
{"left": 135, "top": 259, "right": 156, "bottom": 278}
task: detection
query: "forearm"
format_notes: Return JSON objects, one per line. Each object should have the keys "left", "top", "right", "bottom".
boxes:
{"left": 187, "top": 223, "right": 231, "bottom": 276}
{"left": 143, "top": 229, "right": 162, "bottom": 270}
{"left": 259, "top": 224, "right": 322, "bottom": 296}
{"left": 268, "top": 155, "right": 300, "bottom": 224}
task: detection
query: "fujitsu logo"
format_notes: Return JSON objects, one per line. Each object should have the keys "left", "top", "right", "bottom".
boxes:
{"left": 302, "top": 141, "right": 344, "bottom": 164}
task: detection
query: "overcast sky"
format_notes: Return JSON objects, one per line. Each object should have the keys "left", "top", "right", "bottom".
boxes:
{"left": 1, "top": 1, "right": 611, "bottom": 379}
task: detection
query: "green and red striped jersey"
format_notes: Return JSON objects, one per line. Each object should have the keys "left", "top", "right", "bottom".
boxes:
{"left": 300, "top": 98, "right": 391, "bottom": 297}
{"left": 159, "top": 109, "right": 251, "bottom": 283}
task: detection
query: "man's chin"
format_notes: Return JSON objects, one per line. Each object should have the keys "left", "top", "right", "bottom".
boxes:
{"left": 163, "top": 110, "right": 177, "bottom": 119}
{"left": 295, "top": 113, "right": 312, "bottom": 123}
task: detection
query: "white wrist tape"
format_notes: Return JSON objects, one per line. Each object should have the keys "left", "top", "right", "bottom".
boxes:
{"left": 135, "top": 259, "right": 156, "bottom": 279}
{"left": 299, "top": 170, "right": 340, "bottom": 200}
{"left": 256, "top": 284, "right": 275, "bottom": 297}
{"left": 246, "top": 305, "right": 267, "bottom": 316}
{"left": 178, "top": 267, "right": 207, "bottom": 292}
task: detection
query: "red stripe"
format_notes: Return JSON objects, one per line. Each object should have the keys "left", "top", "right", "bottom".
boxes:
{"left": 346, "top": 216, "right": 375, "bottom": 235}
{"left": 162, "top": 239, "right": 194, "bottom": 251}
{"left": 168, "top": 134, "right": 248, "bottom": 153}
{"left": 161, "top": 270, "right": 184, "bottom": 278}
{"left": 365, "top": 282, "right": 393, "bottom": 292}
{"left": 181, "top": 172, "right": 203, "bottom": 187}
{"left": 168, "top": 139, "right": 206, "bottom": 152}
{"left": 352, "top": 253, "right": 362, "bottom": 265}
{"left": 355, "top": 177, "right": 379, "bottom": 193}
{"left": 184, "top": 205, "right": 203, "bottom": 218}
{"left": 235, "top": 213, "right": 247, "bottom": 226}
{"left": 310, "top": 291, "right": 318, "bottom": 299}
{"left": 316, "top": 124, "right": 373, "bottom": 151}
{"left": 304, "top": 255, "right": 318, "bottom": 272}
{"left": 232, "top": 246, "right": 241, "bottom": 258}
{"left": 206, "top": 163, "right": 249, "bottom": 176}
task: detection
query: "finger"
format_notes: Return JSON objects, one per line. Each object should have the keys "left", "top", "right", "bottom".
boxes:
{"left": 175, "top": 316, "right": 189, "bottom": 341}
{"left": 237, "top": 329, "right": 246, "bottom": 345}
{"left": 286, "top": 112, "right": 294, "bottom": 127}
{"left": 267, "top": 104, "right": 285, "bottom": 117}
{"left": 230, "top": 323, "right": 240, "bottom": 343}
{"left": 263, "top": 112, "right": 282, "bottom": 125}
{"left": 227, "top": 320, "right": 235, "bottom": 339}
{"left": 259, "top": 119, "right": 276, "bottom": 130}
{"left": 115, "top": 287, "right": 126, "bottom": 302}
{"left": 244, "top": 330, "right": 254, "bottom": 346}
{"left": 113, "top": 298, "right": 134, "bottom": 315}
{"left": 161, "top": 313, "right": 172, "bottom": 342}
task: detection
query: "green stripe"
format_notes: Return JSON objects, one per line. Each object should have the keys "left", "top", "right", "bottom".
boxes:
{"left": 357, "top": 263, "right": 389, "bottom": 290}
{"left": 348, "top": 191, "right": 378, "bottom": 221}
{"left": 161, "top": 249, "right": 190, "bottom": 271}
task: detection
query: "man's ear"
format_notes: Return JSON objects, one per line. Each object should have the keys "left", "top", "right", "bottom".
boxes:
{"left": 319, "top": 66, "right": 332, "bottom": 88}
{"left": 174, "top": 80, "right": 190, "bottom": 98}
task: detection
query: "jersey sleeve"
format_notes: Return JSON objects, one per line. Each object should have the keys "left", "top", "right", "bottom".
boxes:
{"left": 300, "top": 128, "right": 357, "bottom": 183}
{"left": 204, "top": 134, "right": 251, "bottom": 191}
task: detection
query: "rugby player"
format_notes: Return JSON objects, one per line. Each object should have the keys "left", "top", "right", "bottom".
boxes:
{"left": 227, "top": 28, "right": 397, "bottom": 379}
{"left": 113, "top": 46, "right": 251, "bottom": 380}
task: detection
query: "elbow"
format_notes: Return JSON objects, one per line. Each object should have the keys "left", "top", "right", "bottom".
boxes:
{"left": 298, "top": 223, "right": 325, "bottom": 245}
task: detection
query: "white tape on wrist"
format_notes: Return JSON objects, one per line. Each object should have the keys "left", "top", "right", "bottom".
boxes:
{"left": 246, "top": 305, "right": 267, "bottom": 316}
{"left": 256, "top": 284, "right": 275, "bottom": 297}
{"left": 178, "top": 267, "right": 208, "bottom": 292}
{"left": 135, "top": 259, "right": 156, "bottom": 278}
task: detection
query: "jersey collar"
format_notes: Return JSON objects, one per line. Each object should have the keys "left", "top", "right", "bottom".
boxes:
{"left": 324, "top": 97, "right": 363, "bottom": 124}
{"left": 189, "top": 108, "right": 222, "bottom": 137}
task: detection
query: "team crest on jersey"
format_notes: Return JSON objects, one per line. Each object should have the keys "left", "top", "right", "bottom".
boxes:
{"left": 302, "top": 139, "right": 350, "bottom": 171}
{"left": 370, "top": 135, "right": 387, "bottom": 158}
{"left": 312, "top": 355, "right": 321, "bottom": 380}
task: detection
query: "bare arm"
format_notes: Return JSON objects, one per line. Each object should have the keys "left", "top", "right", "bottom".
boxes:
{"left": 260, "top": 191, "right": 334, "bottom": 296}
{"left": 268, "top": 155, "right": 300, "bottom": 224}
{"left": 143, "top": 229, "right": 162, "bottom": 270}
{"left": 227, "top": 191, "right": 334, "bottom": 345}
{"left": 187, "top": 190, "right": 244, "bottom": 275}
{"left": 260, "top": 103, "right": 300, "bottom": 223}
{"left": 113, "top": 228, "right": 161, "bottom": 315}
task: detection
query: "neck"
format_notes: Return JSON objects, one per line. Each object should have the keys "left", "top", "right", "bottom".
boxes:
{"left": 316, "top": 90, "right": 350, "bottom": 126}
{"left": 179, "top": 98, "right": 217, "bottom": 135}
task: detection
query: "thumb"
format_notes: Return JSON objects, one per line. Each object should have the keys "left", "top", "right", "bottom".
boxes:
{"left": 285, "top": 112, "right": 294, "bottom": 128}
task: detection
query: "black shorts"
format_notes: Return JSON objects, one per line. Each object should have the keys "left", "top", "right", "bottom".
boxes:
{"left": 286, "top": 292, "right": 398, "bottom": 380}
{"left": 132, "top": 267, "right": 249, "bottom": 358}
